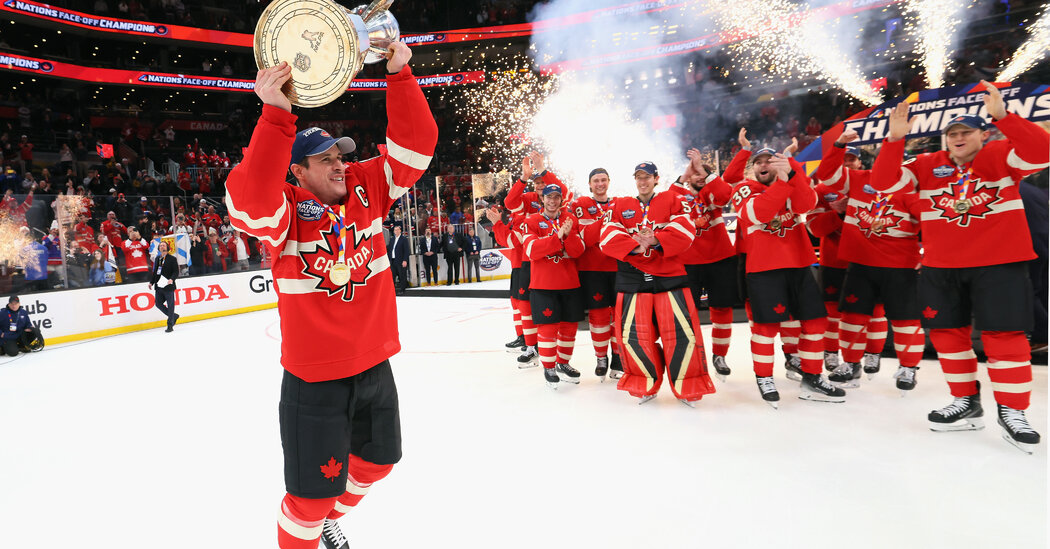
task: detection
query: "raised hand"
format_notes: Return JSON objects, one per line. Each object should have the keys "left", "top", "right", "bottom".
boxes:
{"left": 521, "top": 154, "right": 533, "bottom": 181}
{"left": 529, "top": 151, "right": 546, "bottom": 176}
{"left": 979, "top": 80, "right": 1007, "bottom": 121}
{"left": 769, "top": 153, "right": 792, "bottom": 180}
{"left": 836, "top": 129, "right": 859, "bottom": 144}
{"left": 738, "top": 128, "right": 751, "bottom": 149}
{"left": 783, "top": 137, "right": 799, "bottom": 156}
{"left": 385, "top": 41, "right": 412, "bottom": 74}
{"left": 254, "top": 62, "right": 293, "bottom": 112}
{"left": 887, "top": 102, "right": 913, "bottom": 142}
{"left": 484, "top": 206, "right": 500, "bottom": 223}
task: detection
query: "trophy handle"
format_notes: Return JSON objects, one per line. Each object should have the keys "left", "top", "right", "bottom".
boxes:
{"left": 357, "top": 0, "right": 394, "bottom": 23}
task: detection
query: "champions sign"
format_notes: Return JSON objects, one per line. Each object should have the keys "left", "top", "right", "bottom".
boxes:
{"left": 796, "top": 82, "right": 1050, "bottom": 170}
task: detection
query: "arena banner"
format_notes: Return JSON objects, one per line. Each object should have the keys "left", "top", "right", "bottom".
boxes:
{"left": 795, "top": 82, "right": 1050, "bottom": 174}
{"left": 0, "top": 52, "right": 484, "bottom": 92}
{"left": 12, "top": 269, "right": 279, "bottom": 345}
{"left": 1, "top": 0, "right": 253, "bottom": 46}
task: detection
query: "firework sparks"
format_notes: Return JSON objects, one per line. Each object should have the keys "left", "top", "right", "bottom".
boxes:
{"left": 903, "top": 0, "right": 977, "bottom": 88}
{"left": 712, "top": 0, "right": 884, "bottom": 106}
{"left": 998, "top": 5, "right": 1050, "bottom": 82}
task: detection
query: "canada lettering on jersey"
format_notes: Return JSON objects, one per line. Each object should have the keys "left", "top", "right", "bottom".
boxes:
{"left": 299, "top": 224, "right": 374, "bottom": 301}
{"left": 930, "top": 180, "right": 1003, "bottom": 227}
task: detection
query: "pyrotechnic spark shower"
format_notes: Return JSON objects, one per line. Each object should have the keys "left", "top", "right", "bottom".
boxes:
{"left": 903, "top": 0, "right": 977, "bottom": 88}
{"left": 998, "top": 5, "right": 1050, "bottom": 82}
{"left": 712, "top": 0, "right": 884, "bottom": 106}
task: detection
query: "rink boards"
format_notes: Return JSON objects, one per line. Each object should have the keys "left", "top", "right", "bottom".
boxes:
{"left": 18, "top": 270, "right": 279, "bottom": 345}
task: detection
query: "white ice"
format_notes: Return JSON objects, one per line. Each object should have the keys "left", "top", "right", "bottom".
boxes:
{"left": 0, "top": 295, "right": 1045, "bottom": 548}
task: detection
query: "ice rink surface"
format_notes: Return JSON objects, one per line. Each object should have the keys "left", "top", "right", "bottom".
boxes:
{"left": 0, "top": 295, "right": 1045, "bottom": 549}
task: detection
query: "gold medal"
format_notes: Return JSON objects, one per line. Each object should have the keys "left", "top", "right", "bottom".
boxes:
{"left": 769, "top": 218, "right": 782, "bottom": 230}
{"left": 329, "top": 262, "right": 351, "bottom": 286}
{"left": 954, "top": 199, "right": 971, "bottom": 214}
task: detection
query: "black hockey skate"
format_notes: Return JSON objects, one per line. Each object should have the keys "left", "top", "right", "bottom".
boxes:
{"left": 928, "top": 382, "right": 984, "bottom": 432}
{"left": 828, "top": 361, "right": 862, "bottom": 389}
{"left": 595, "top": 356, "right": 609, "bottom": 381}
{"left": 997, "top": 404, "right": 1041, "bottom": 454}
{"left": 863, "top": 352, "right": 881, "bottom": 380}
{"left": 608, "top": 353, "right": 624, "bottom": 380}
{"left": 823, "top": 351, "right": 839, "bottom": 372}
{"left": 756, "top": 376, "right": 780, "bottom": 409}
{"left": 544, "top": 367, "right": 560, "bottom": 389}
{"left": 516, "top": 346, "right": 538, "bottom": 368}
{"left": 321, "top": 518, "right": 349, "bottom": 549}
{"left": 893, "top": 366, "right": 918, "bottom": 396}
{"left": 799, "top": 372, "right": 846, "bottom": 403}
{"left": 784, "top": 352, "right": 803, "bottom": 382}
{"left": 712, "top": 355, "right": 730, "bottom": 382}
{"left": 555, "top": 363, "right": 581, "bottom": 384}
{"left": 505, "top": 334, "right": 526, "bottom": 353}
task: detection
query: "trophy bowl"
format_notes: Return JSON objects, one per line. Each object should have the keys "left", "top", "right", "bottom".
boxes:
{"left": 254, "top": 0, "right": 399, "bottom": 108}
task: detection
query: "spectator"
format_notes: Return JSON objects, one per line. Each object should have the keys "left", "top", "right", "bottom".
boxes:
{"left": 202, "top": 205, "right": 222, "bottom": 232}
{"left": 114, "top": 193, "right": 131, "bottom": 223}
{"left": 441, "top": 223, "right": 464, "bottom": 285}
{"left": 18, "top": 135, "right": 32, "bottom": 172}
{"left": 100, "top": 211, "right": 127, "bottom": 249}
{"left": 21, "top": 232, "right": 49, "bottom": 292}
{"left": 203, "top": 227, "right": 228, "bottom": 273}
{"left": 0, "top": 296, "right": 42, "bottom": 356}
{"left": 464, "top": 225, "right": 482, "bottom": 283}
{"left": 88, "top": 249, "right": 114, "bottom": 285}
{"left": 387, "top": 224, "right": 410, "bottom": 294}
{"left": 2, "top": 187, "right": 34, "bottom": 227}
{"left": 121, "top": 227, "right": 151, "bottom": 283}
{"left": 219, "top": 214, "right": 233, "bottom": 241}
{"left": 419, "top": 227, "right": 439, "bottom": 285}
{"left": 149, "top": 241, "right": 180, "bottom": 332}
{"left": 188, "top": 233, "right": 205, "bottom": 276}
{"left": 225, "top": 229, "right": 250, "bottom": 271}
{"left": 172, "top": 213, "right": 192, "bottom": 235}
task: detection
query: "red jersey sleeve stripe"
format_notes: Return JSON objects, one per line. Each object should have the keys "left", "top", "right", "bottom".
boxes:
{"left": 1007, "top": 149, "right": 1049, "bottom": 171}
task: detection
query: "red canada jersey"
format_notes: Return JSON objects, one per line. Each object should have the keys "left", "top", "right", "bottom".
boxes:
{"left": 736, "top": 158, "right": 818, "bottom": 273}
{"left": 668, "top": 176, "right": 735, "bottom": 264}
{"left": 814, "top": 145, "right": 922, "bottom": 268}
{"left": 522, "top": 211, "right": 584, "bottom": 290}
{"left": 871, "top": 113, "right": 1047, "bottom": 268}
{"left": 490, "top": 219, "right": 521, "bottom": 268}
{"left": 724, "top": 148, "right": 767, "bottom": 255}
{"left": 202, "top": 213, "right": 222, "bottom": 231}
{"left": 224, "top": 65, "right": 437, "bottom": 382}
{"left": 599, "top": 191, "right": 695, "bottom": 281}
{"left": 101, "top": 219, "right": 126, "bottom": 247}
{"left": 570, "top": 195, "right": 617, "bottom": 272}
{"left": 806, "top": 185, "right": 849, "bottom": 268}
{"left": 122, "top": 238, "right": 150, "bottom": 273}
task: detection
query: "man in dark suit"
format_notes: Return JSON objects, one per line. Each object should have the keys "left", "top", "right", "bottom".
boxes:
{"left": 387, "top": 224, "right": 410, "bottom": 294}
{"left": 419, "top": 227, "right": 440, "bottom": 285}
{"left": 464, "top": 225, "right": 483, "bottom": 283}
{"left": 441, "top": 223, "right": 464, "bottom": 285}
{"left": 149, "top": 241, "right": 180, "bottom": 332}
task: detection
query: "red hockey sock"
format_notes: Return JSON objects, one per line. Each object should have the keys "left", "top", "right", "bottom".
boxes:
{"left": 511, "top": 300, "right": 523, "bottom": 337}
{"left": 278, "top": 494, "right": 337, "bottom": 549}
{"left": 838, "top": 311, "right": 870, "bottom": 363}
{"left": 780, "top": 319, "right": 800, "bottom": 356}
{"left": 799, "top": 317, "right": 828, "bottom": 374}
{"left": 864, "top": 304, "right": 888, "bottom": 354}
{"left": 744, "top": 300, "right": 754, "bottom": 326}
{"left": 750, "top": 322, "right": 779, "bottom": 377}
{"left": 982, "top": 330, "right": 1033, "bottom": 410}
{"left": 537, "top": 323, "right": 559, "bottom": 369}
{"left": 556, "top": 321, "right": 578, "bottom": 365}
{"left": 517, "top": 299, "right": 537, "bottom": 347}
{"left": 890, "top": 320, "right": 924, "bottom": 367}
{"left": 327, "top": 456, "right": 394, "bottom": 519}
{"left": 929, "top": 327, "right": 978, "bottom": 397}
{"left": 587, "top": 307, "right": 612, "bottom": 357}
{"left": 823, "top": 302, "right": 841, "bottom": 354}
{"left": 709, "top": 307, "right": 734, "bottom": 358}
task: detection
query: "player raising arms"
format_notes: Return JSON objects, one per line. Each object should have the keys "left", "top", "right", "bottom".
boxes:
{"left": 734, "top": 140, "right": 846, "bottom": 408}
{"left": 225, "top": 43, "right": 437, "bottom": 549}
{"left": 872, "top": 81, "right": 1048, "bottom": 453}
{"left": 599, "top": 161, "right": 716, "bottom": 406}
{"left": 670, "top": 148, "right": 737, "bottom": 381}
{"left": 812, "top": 131, "right": 925, "bottom": 394}
{"left": 570, "top": 168, "right": 622, "bottom": 381}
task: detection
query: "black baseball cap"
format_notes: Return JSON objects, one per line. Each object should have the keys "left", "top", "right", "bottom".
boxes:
{"left": 289, "top": 127, "right": 356, "bottom": 166}
{"left": 8, "top": 295, "right": 18, "bottom": 304}
{"left": 751, "top": 147, "right": 776, "bottom": 161}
